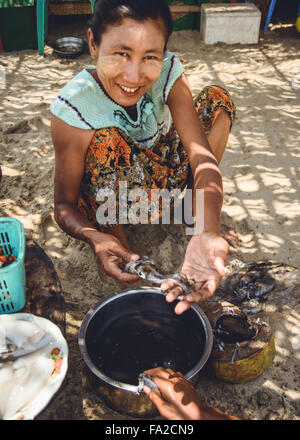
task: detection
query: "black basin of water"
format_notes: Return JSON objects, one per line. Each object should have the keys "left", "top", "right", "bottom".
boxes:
{"left": 78, "top": 288, "right": 213, "bottom": 416}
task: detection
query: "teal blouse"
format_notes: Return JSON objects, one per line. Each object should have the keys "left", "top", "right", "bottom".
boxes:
{"left": 50, "top": 51, "right": 184, "bottom": 148}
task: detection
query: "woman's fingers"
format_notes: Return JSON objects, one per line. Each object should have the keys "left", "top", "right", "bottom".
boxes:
{"left": 214, "top": 249, "right": 227, "bottom": 277}
{"left": 97, "top": 240, "right": 141, "bottom": 283}
{"left": 104, "top": 260, "right": 140, "bottom": 283}
{"left": 144, "top": 366, "right": 176, "bottom": 378}
{"left": 160, "top": 279, "right": 175, "bottom": 292}
{"left": 165, "top": 286, "right": 183, "bottom": 302}
{"left": 116, "top": 247, "right": 140, "bottom": 264}
{"left": 163, "top": 279, "right": 219, "bottom": 314}
{"left": 145, "top": 371, "right": 182, "bottom": 392}
{"left": 174, "top": 299, "right": 193, "bottom": 315}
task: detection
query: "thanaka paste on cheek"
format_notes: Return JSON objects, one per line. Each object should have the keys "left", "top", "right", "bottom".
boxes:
{"left": 97, "top": 55, "right": 127, "bottom": 78}
{"left": 96, "top": 55, "right": 163, "bottom": 83}
{"left": 142, "top": 58, "right": 163, "bottom": 81}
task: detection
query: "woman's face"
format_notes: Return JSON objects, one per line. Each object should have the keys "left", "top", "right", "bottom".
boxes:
{"left": 88, "top": 17, "right": 166, "bottom": 108}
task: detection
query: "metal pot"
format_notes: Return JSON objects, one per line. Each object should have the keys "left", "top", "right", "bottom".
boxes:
{"left": 51, "top": 37, "right": 87, "bottom": 59}
{"left": 78, "top": 287, "right": 213, "bottom": 418}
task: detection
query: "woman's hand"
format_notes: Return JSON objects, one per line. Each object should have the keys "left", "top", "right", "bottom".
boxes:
{"left": 93, "top": 233, "right": 141, "bottom": 284}
{"left": 143, "top": 367, "right": 204, "bottom": 420}
{"left": 143, "top": 367, "right": 240, "bottom": 420}
{"left": 161, "top": 231, "right": 228, "bottom": 314}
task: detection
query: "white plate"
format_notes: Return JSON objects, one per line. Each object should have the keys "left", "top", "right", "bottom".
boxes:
{"left": 0, "top": 313, "right": 68, "bottom": 420}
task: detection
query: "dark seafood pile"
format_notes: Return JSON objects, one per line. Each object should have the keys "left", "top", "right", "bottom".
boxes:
{"left": 216, "top": 260, "right": 300, "bottom": 305}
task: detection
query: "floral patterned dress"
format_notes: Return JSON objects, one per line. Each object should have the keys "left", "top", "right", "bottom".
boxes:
{"left": 77, "top": 85, "right": 236, "bottom": 227}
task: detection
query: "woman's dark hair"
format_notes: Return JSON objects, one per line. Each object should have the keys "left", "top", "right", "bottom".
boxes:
{"left": 88, "top": 0, "right": 173, "bottom": 49}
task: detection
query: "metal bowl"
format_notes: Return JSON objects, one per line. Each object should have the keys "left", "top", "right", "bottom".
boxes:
{"left": 51, "top": 37, "right": 87, "bottom": 59}
{"left": 78, "top": 287, "right": 213, "bottom": 417}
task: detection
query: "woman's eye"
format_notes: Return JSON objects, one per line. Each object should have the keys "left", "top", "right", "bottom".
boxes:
{"left": 115, "top": 52, "right": 128, "bottom": 58}
{"left": 145, "top": 56, "right": 158, "bottom": 61}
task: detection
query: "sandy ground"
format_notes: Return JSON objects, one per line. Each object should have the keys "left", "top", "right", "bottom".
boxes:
{"left": 0, "top": 18, "right": 299, "bottom": 420}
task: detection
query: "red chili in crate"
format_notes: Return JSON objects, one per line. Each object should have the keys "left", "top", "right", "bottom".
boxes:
{"left": 0, "top": 246, "right": 17, "bottom": 268}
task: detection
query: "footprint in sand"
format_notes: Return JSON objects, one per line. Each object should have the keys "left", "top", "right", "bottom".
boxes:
{"left": 4, "top": 117, "right": 50, "bottom": 134}
{"left": 4, "top": 120, "right": 31, "bottom": 134}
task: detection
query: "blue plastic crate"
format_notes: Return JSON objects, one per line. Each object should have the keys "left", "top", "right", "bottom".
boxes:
{"left": 0, "top": 217, "right": 26, "bottom": 314}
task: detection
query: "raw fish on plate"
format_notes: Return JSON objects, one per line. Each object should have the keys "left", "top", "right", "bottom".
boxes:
{"left": 0, "top": 313, "right": 68, "bottom": 420}
{"left": 0, "top": 314, "right": 52, "bottom": 360}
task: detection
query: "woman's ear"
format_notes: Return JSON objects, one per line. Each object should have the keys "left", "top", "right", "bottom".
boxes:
{"left": 87, "top": 28, "right": 99, "bottom": 59}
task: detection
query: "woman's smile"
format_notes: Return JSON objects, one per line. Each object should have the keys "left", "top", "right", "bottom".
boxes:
{"left": 118, "top": 84, "right": 141, "bottom": 94}
{"left": 117, "top": 83, "right": 143, "bottom": 98}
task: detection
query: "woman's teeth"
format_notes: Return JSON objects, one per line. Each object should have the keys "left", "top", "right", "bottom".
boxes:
{"left": 119, "top": 85, "right": 139, "bottom": 93}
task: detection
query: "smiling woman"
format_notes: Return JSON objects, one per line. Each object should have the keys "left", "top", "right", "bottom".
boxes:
{"left": 50, "top": 0, "right": 236, "bottom": 319}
